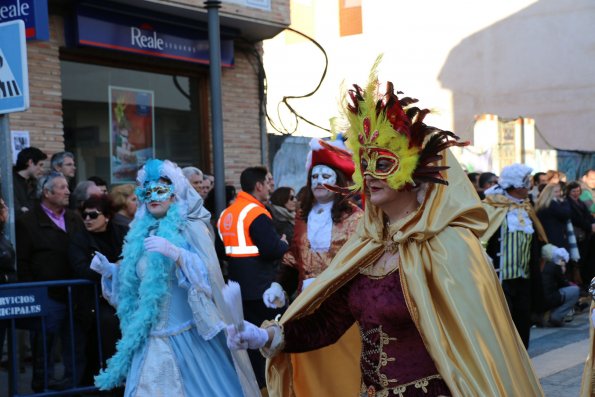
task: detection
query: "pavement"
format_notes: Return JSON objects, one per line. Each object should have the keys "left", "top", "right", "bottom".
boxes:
{"left": 529, "top": 309, "right": 591, "bottom": 396}
{"left": 0, "top": 311, "right": 591, "bottom": 396}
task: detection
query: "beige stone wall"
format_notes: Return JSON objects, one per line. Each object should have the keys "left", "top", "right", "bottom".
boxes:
{"left": 156, "top": 0, "right": 290, "bottom": 26}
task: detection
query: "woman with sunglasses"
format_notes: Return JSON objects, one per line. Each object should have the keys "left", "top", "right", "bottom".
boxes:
{"left": 228, "top": 63, "right": 542, "bottom": 396}
{"left": 68, "top": 194, "right": 128, "bottom": 390}
{"left": 89, "top": 159, "right": 259, "bottom": 397}
{"left": 262, "top": 137, "right": 363, "bottom": 396}
{"left": 269, "top": 187, "right": 297, "bottom": 244}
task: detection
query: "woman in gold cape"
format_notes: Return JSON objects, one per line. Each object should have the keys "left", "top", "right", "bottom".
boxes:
{"left": 227, "top": 62, "right": 543, "bottom": 395}
{"left": 262, "top": 151, "right": 543, "bottom": 397}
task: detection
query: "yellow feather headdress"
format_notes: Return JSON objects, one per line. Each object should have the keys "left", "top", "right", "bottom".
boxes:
{"left": 342, "top": 56, "right": 468, "bottom": 192}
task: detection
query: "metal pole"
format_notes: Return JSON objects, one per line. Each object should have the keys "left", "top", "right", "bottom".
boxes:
{"left": 205, "top": 0, "right": 226, "bottom": 217}
{"left": 0, "top": 114, "right": 16, "bottom": 246}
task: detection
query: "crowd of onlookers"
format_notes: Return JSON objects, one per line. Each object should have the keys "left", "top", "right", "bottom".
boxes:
{"left": 1, "top": 146, "right": 594, "bottom": 393}
{"left": 468, "top": 167, "right": 595, "bottom": 328}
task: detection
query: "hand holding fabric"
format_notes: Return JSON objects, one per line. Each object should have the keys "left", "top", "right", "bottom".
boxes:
{"left": 144, "top": 236, "right": 181, "bottom": 262}
{"left": 263, "top": 282, "right": 286, "bottom": 309}
{"left": 226, "top": 321, "right": 269, "bottom": 350}
{"left": 90, "top": 252, "right": 116, "bottom": 277}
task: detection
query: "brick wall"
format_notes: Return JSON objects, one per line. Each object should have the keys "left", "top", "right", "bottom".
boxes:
{"left": 8, "top": 14, "right": 65, "bottom": 159}
{"left": 218, "top": 42, "right": 264, "bottom": 187}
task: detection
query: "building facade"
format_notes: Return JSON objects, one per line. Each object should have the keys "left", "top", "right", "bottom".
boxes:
{"left": 8, "top": 0, "right": 289, "bottom": 186}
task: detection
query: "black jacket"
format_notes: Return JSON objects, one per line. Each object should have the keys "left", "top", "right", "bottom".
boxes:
{"left": 537, "top": 200, "right": 571, "bottom": 249}
{"left": 12, "top": 170, "right": 36, "bottom": 217}
{"left": 16, "top": 203, "right": 85, "bottom": 301}
{"left": 0, "top": 232, "right": 16, "bottom": 283}
{"left": 225, "top": 214, "right": 288, "bottom": 300}
{"left": 541, "top": 261, "right": 571, "bottom": 309}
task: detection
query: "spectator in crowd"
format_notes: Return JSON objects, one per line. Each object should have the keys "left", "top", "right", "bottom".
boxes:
{"left": 530, "top": 172, "right": 547, "bottom": 202}
{"left": 71, "top": 181, "right": 103, "bottom": 212}
{"left": 109, "top": 184, "right": 138, "bottom": 227}
{"left": 16, "top": 171, "right": 85, "bottom": 391}
{"left": 217, "top": 166, "right": 288, "bottom": 389}
{"left": 69, "top": 194, "right": 127, "bottom": 391}
{"left": 581, "top": 169, "right": 595, "bottom": 215}
{"left": 50, "top": 152, "right": 76, "bottom": 180}
{"left": 482, "top": 164, "right": 548, "bottom": 348}
{"left": 268, "top": 187, "right": 297, "bottom": 243}
{"left": 90, "top": 159, "right": 259, "bottom": 396}
{"left": 545, "top": 170, "right": 561, "bottom": 184}
{"left": 535, "top": 184, "right": 571, "bottom": 247}
{"left": 477, "top": 172, "right": 498, "bottom": 199}
{"left": 566, "top": 181, "right": 595, "bottom": 285}
{"left": 205, "top": 185, "right": 237, "bottom": 218}
{"left": 87, "top": 176, "right": 108, "bottom": 194}
{"left": 182, "top": 166, "right": 203, "bottom": 194}
{"left": 199, "top": 174, "right": 212, "bottom": 199}
{"left": 0, "top": 196, "right": 16, "bottom": 364}
{"left": 541, "top": 244, "right": 579, "bottom": 327}
{"left": 13, "top": 147, "right": 47, "bottom": 216}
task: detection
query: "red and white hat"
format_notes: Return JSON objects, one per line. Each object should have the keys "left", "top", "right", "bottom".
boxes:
{"left": 305, "top": 134, "right": 355, "bottom": 179}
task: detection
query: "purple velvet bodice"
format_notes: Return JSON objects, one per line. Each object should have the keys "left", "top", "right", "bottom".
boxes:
{"left": 284, "top": 271, "right": 451, "bottom": 397}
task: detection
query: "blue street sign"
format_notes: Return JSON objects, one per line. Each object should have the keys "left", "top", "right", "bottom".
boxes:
{"left": 0, "top": 19, "right": 29, "bottom": 114}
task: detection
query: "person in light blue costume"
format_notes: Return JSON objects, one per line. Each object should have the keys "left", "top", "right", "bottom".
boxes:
{"left": 90, "top": 159, "right": 260, "bottom": 397}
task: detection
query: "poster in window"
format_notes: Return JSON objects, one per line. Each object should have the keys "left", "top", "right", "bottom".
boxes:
{"left": 109, "top": 86, "right": 155, "bottom": 184}
{"left": 10, "top": 131, "right": 30, "bottom": 164}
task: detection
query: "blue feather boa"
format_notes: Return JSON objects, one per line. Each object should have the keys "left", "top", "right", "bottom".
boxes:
{"left": 95, "top": 203, "right": 186, "bottom": 389}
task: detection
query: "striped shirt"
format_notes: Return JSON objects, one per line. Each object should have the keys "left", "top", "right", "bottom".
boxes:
{"left": 499, "top": 217, "right": 533, "bottom": 281}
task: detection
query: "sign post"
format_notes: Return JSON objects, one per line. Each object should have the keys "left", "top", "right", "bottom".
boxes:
{"left": 0, "top": 19, "right": 29, "bottom": 245}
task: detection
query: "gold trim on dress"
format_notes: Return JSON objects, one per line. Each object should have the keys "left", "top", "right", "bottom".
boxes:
{"left": 359, "top": 374, "right": 443, "bottom": 397}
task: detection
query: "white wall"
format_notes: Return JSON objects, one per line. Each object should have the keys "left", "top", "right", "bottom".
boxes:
{"left": 263, "top": 0, "right": 595, "bottom": 151}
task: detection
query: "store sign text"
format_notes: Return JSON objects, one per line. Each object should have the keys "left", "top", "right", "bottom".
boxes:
{"left": 131, "top": 27, "right": 164, "bottom": 50}
{"left": 0, "top": 0, "right": 49, "bottom": 41}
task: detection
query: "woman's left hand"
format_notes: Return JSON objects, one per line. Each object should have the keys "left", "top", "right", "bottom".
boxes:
{"left": 144, "top": 236, "right": 181, "bottom": 262}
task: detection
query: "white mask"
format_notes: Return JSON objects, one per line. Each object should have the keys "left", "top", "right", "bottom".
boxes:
{"left": 311, "top": 165, "right": 337, "bottom": 189}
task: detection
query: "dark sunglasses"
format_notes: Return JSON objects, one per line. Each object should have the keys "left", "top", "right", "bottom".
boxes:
{"left": 82, "top": 210, "right": 102, "bottom": 220}
{"left": 289, "top": 195, "right": 296, "bottom": 201}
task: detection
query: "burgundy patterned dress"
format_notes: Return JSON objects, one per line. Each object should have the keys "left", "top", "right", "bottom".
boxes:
{"left": 283, "top": 270, "right": 451, "bottom": 397}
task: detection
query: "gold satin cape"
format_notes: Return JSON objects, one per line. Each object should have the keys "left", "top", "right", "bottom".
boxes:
{"left": 266, "top": 152, "right": 544, "bottom": 397}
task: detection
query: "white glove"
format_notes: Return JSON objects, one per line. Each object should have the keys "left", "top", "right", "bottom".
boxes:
{"left": 591, "top": 309, "right": 595, "bottom": 328}
{"left": 552, "top": 247, "right": 569, "bottom": 264}
{"left": 263, "top": 282, "right": 286, "bottom": 309}
{"left": 144, "top": 236, "right": 181, "bottom": 262}
{"left": 302, "top": 277, "right": 316, "bottom": 290}
{"left": 226, "top": 321, "right": 269, "bottom": 350}
{"left": 90, "top": 252, "right": 116, "bottom": 277}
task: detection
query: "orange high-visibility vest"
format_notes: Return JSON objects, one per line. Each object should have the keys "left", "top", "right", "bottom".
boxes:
{"left": 217, "top": 191, "right": 271, "bottom": 257}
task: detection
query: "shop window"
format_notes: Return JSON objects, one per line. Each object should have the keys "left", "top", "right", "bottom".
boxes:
{"left": 61, "top": 61, "right": 203, "bottom": 186}
{"left": 339, "top": 0, "right": 362, "bottom": 37}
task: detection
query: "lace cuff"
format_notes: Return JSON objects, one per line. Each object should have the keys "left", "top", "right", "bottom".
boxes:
{"left": 260, "top": 318, "right": 285, "bottom": 358}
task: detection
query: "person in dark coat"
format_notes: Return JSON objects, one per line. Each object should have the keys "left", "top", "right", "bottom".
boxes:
{"left": 69, "top": 194, "right": 127, "bottom": 392}
{"left": 12, "top": 147, "right": 47, "bottom": 217}
{"left": 0, "top": 196, "right": 17, "bottom": 362}
{"left": 535, "top": 183, "right": 571, "bottom": 249}
{"left": 541, "top": 244, "right": 579, "bottom": 326}
{"left": 566, "top": 181, "right": 595, "bottom": 286}
{"left": 269, "top": 187, "right": 296, "bottom": 243}
{"left": 16, "top": 171, "right": 85, "bottom": 391}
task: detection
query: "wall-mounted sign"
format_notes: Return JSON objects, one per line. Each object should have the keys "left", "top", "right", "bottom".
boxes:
{"left": 76, "top": 5, "right": 234, "bottom": 66}
{"left": 0, "top": 0, "right": 49, "bottom": 41}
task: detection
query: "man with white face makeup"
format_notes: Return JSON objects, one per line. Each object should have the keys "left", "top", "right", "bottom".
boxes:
{"left": 262, "top": 136, "right": 364, "bottom": 396}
